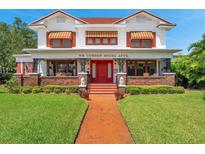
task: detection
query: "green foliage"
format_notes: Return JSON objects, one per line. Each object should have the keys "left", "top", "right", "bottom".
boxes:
{"left": 21, "top": 86, "right": 32, "bottom": 94}
{"left": 0, "top": 18, "right": 37, "bottom": 82}
{"left": 53, "top": 88, "right": 61, "bottom": 94}
{"left": 203, "top": 92, "right": 205, "bottom": 101}
{"left": 65, "top": 89, "right": 70, "bottom": 95}
{"left": 172, "top": 34, "right": 205, "bottom": 88}
{"left": 32, "top": 86, "right": 43, "bottom": 94}
{"left": 125, "top": 85, "right": 185, "bottom": 95}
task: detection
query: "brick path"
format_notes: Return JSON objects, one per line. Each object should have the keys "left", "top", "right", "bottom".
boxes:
{"left": 75, "top": 94, "right": 134, "bottom": 144}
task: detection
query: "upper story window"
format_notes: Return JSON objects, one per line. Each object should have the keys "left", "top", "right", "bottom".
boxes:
{"left": 86, "top": 31, "right": 118, "bottom": 45}
{"left": 127, "top": 31, "right": 156, "bottom": 48}
{"left": 47, "top": 31, "right": 76, "bottom": 48}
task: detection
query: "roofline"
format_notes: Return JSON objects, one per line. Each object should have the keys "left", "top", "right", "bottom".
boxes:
{"left": 113, "top": 10, "right": 176, "bottom": 26}
{"left": 29, "top": 10, "right": 88, "bottom": 26}
{"left": 23, "top": 48, "right": 181, "bottom": 53}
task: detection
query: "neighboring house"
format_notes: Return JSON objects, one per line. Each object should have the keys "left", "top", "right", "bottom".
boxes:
{"left": 14, "top": 10, "right": 181, "bottom": 87}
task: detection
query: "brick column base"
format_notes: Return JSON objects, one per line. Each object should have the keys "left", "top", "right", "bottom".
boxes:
{"left": 14, "top": 73, "right": 23, "bottom": 86}
{"left": 163, "top": 73, "right": 176, "bottom": 86}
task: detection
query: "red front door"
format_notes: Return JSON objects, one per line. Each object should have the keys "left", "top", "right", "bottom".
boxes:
{"left": 90, "top": 60, "right": 113, "bottom": 83}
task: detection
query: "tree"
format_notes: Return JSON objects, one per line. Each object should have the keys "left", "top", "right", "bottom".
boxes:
{"left": 0, "top": 18, "right": 37, "bottom": 83}
{"left": 172, "top": 34, "right": 205, "bottom": 88}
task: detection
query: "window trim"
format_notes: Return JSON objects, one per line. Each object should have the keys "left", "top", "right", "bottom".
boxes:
{"left": 131, "top": 39, "right": 152, "bottom": 48}
{"left": 50, "top": 39, "right": 72, "bottom": 48}
{"left": 86, "top": 37, "right": 118, "bottom": 45}
{"left": 126, "top": 60, "right": 156, "bottom": 76}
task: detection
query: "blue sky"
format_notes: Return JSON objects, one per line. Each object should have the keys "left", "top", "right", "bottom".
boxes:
{"left": 0, "top": 9, "right": 205, "bottom": 54}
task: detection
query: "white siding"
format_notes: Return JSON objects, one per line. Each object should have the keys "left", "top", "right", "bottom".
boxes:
{"left": 36, "top": 13, "right": 168, "bottom": 49}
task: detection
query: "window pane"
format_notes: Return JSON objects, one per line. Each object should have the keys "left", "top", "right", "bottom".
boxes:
{"left": 110, "top": 38, "right": 117, "bottom": 45}
{"left": 87, "top": 38, "right": 93, "bottom": 45}
{"left": 95, "top": 38, "right": 101, "bottom": 44}
{"left": 142, "top": 40, "right": 151, "bottom": 48}
{"left": 127, "top": 61, "right": 135, "bottom": 76}
{"left": 57, "top": 63, "right": 67, "bottom": 73}
{"left": 52, "top": 39, "right": 61, "bottom": 48}
{"left": 147, "top": 61, "right": 156, "bottom": 75}
{"left": 62, "top": 39, "right": 71, "bottom": 48}
{"left": 102, "top": 38, "right": 108, "bottom": 44}
{"left": 137, "top": 62, "right": 145, "bottom": 76}
{"left": 132, "top": 40, "right": 140, "bottom": 48}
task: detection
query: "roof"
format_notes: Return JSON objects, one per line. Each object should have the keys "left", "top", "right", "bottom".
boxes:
{"left": 29, "top": 9, "right": 175, "bottom": 26}
{"left": 80, "top": 18, "right": 121, "bottom": 24}
{"left": 29, "top": 10, "right": 88, "bottom": 26}
{"left": 113, "top": 10, "right": 176, "bottom": 26}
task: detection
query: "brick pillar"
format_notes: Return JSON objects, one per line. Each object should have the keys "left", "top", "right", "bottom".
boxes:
{"left": 14, "top": 73, "right": 23, "bottom": 86}
{"left": 163, "top": 73, "right": 176, "bottom": 86}
{"left": 27, "top": 73, "right": 40, "bottom": 86}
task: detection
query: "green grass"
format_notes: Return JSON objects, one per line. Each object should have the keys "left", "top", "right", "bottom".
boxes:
{"left": 0, "top": 85, "right": 7, "bottom": 93}
{"left": 119, "top": 91, "right": 205, "bottom": 144}
{"left": 0, "top": 94, "right": 88, "bottom": 144}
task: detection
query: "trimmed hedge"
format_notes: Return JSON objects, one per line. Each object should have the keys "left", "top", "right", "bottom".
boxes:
{"left": 126, "top": 85, "right": 185, "bottom": 95}
{"left": 6, "top": 85, "right": 79, "bottom": 94}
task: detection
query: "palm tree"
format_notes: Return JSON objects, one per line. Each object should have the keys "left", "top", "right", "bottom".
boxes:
{"left": 188, "top": 33, "right": 205, "bottom": 55}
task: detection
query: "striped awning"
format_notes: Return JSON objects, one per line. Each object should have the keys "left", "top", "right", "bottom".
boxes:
{"left": 48, "top": 31, "right": 72, "bottom": 39}
{"left": 131, "top": 32, "right": 154, "bottom": 40}
{"left": 86, "top": 31, "right": 118, "bottom": 38}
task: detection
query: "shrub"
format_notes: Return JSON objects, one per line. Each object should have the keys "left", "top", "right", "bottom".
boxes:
{"left": 79, "top": 89, "right": 89, "bottom": 99}
{"left": 32, "top": 87, "right": 43, "bottom": 94}
{"left": 53, "top": 88, "right": 62, "bottom": 94}
{"left": 68, "top": 86, "right": 79, "bottom": 93}
{"left": 43, "top": 85, "right": 79, "bottom": 93}
{"left": 43, "top": 88, "right": 52, "bottom": 94}
{"left": 203, "top": 92, "right": 205, "bottom": 101}
{"left": 21, "top": 86, "right": 32, "bottom": 94}
{"left": 65, "top": 89, "right": 70, "bottom": 95}
{"left": 5, "top": 77, "right": 18, "bottom": 92}
{"left": 115, "top": 89, "right": 124, "bottom": 100}
{"left": 129, "top": 87, "right": 140, "bottom": 95}
{"left": 125, "top": 85, "right": 185, "bottom": 95}
{"left": 8, "top": 87, "right": 21, "bottom": 94}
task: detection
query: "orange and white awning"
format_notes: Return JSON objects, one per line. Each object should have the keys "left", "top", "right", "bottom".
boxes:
{"left": 48, "top": 31, "right": 72, "bottom": 39}
{"left": 86, "top": 31, "right": 118, "bottom": 38}
{"left": 131, "top": 32, "right": 154, "bottom": 40}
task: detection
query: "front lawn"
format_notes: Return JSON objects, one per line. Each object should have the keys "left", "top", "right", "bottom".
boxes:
{"left": 0, "top": 94, "right": 88, "bottom": 144}
{"left": 119, "top": 91, "right": 205, "bottom": 143}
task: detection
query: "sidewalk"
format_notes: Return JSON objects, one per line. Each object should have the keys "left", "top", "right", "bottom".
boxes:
{"left": 75, "top": 94, "right": 134, "bottom": 144}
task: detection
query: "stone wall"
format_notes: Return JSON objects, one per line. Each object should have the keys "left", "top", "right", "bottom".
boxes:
{"left": 127, "top": 75, "right": 175, "bottom": 86}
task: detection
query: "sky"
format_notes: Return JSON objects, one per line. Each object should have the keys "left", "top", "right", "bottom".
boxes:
{"left": 0, "top": 9, "right": 205, "bottom": 54}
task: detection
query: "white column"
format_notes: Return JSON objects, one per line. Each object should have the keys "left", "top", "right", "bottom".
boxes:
{"left": 20, "top": 62, "right": 23, "bottom": 74}
{"left": 156, "top": 59, "right": 159, "bottom": 76}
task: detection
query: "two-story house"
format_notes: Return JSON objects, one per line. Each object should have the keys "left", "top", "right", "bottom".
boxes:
{"left": 14, "top": 10, "right": 181, "bottom": 87}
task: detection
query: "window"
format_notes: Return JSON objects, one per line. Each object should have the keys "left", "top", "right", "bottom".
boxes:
{"left": 131, "top": 39, "right": 152, "bottom": 48}
{"left": 132, "top": 40, "right": 140, "bottom": 48}
{"left": 110, "top": 38, "right": 117, "bottom": 45}
{"left": 51, "top": 39, "right": 71, "bottom": 48}
{"left": 52, "top": 39, "right": 61, "bottom": 48}
{"left": 62, "top": 39, "right": 71, "bottom": 48}
{"left": 86, "top": 37, "right": 117, "bottom": 45}
{"left": 127, "top": 60, "right": 156, "bottom": 76}
{"left": 87, "top": 38, "right": 94, "bottom": 45}
{"left": 102, "top": 38, "right": 108, "bottom": 44}
{"left": 142, "top": 40, "right": 151, "bottom": 48}
{"left": 47, "top": 60, "right": 77, "bottom": 76}
{"left": 95, "top": 38, "right": 101, "bottom": 44}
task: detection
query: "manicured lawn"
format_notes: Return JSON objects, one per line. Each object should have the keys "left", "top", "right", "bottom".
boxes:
{"left": 0, "top": 93, "right": 88, "bottom": 143}
{"left": 0, "top": 85, "right": 7, "bottom": 93}
{"left": 119, "top": 91, "right": 205, "bottom": 144}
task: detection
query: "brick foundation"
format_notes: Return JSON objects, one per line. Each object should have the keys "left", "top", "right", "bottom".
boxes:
{"left": 127, "top": 75, "right": 175, "bottom": 86}
{"left": 41, "top": 76, "right": 79, "bottom": 86}
{"left": 15, "top": 73, "right": 79, "bottom": 86}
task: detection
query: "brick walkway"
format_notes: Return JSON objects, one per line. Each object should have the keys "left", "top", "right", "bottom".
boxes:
{"left": 75, "top": 94, "right": 134, "bottom": 144}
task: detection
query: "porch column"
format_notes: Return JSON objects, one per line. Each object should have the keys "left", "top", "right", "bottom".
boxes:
{"left": 156, "top": 59, "right": 159, "bottom": 75}
{"left": 78, "top": 58, "right": 89, "bottom": 88}
{"left": 115, "top": 59, "right": 127, "bottom": 89}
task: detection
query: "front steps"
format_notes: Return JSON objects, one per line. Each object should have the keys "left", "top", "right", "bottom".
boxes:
{"left": 88, "top": 83, "right": 117, "bottom": 94}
